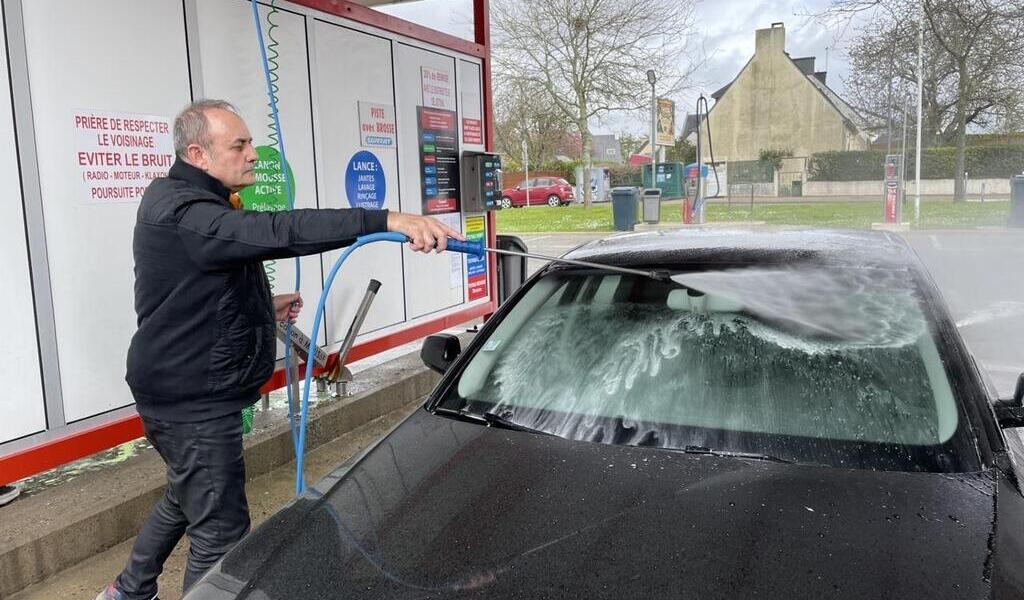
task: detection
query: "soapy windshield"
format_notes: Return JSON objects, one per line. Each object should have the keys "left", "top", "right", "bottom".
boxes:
{"left": 439, "top": 266, "right": 976, "bottom": 472}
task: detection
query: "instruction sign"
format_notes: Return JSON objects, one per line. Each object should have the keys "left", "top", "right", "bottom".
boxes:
{"left": 417, "top": 107, "right": 460, "bottom": 214}
{"left": 462, "top": 117, "right": 483, "bottom": 145}
{"left": 73, "top": 109, "right": 173, "bottom": 203}
{"left": 421, "top": 67, "right": 454, "bottom": 110}
{"left": 345, "top": 150, "right": 386, "bottom": 210}
{"left": 239, "top": 145, "right": 294, "bottom": 211}
{"left": 465, "top": 215, "right": 487, "bottom": 300}
{"left": 358, "top": 101, "right": 396, "bottom": 147}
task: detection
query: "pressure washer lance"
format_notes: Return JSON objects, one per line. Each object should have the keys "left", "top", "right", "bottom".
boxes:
{"left": 445, "top": 238, "right": 670, "bottom": 281}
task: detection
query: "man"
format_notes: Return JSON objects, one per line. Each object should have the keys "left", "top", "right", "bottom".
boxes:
{"left": 98, "top": 99, "right": 462, "bottom": 600}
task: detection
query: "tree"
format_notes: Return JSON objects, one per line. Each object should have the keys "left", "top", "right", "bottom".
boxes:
{"left": 822, "top": 0, "right": 1024, "bottom": 200}
{"left": 664, "top": 136, "right": 695, "bottom": 164}
{"left": 617, "top": 132, "right": 646, "bottom": 162}
{"left": 491, "top": 0, "right": 701, "bottom": 207}
{"left": 493, "top": 77, "right": 575, "bottom": 171}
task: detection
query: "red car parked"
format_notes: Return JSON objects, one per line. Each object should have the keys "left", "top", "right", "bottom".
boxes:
{"left": 500, "top": 177, "right": 575, "bottom": 208}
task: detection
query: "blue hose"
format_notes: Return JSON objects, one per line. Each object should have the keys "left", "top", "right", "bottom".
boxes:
{"left": 294, "top": 233, "right": 407, "bottom": 493}
{"left": 293, "top": 235, "right": 483, "bottom": 493}
{"left": 251, "top": 0, "right": 304, "bottom": 451}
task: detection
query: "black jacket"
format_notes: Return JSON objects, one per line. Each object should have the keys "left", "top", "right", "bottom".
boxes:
{"left": 126, "top": 160, "right": 388, "bottom": 422}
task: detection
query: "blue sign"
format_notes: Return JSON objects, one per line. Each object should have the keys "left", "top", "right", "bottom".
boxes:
{"left": 345, "top": 151, "right": 386, "bottom": 210}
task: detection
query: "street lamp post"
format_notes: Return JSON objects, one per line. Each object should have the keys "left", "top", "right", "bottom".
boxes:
{"left": 646, "top": 69, "right": 657, "bottom": 190}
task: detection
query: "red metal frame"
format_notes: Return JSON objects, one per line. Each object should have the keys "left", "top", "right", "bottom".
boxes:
{"left": 291, "top": 0, "right": 485, "bottom": 58}
{"left": 0, "top": 0, "right": 497, "bottom": 487}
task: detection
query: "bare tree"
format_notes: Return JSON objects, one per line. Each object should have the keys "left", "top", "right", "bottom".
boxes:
{"left": 494, "top": 77, "right": 575, "bottom": 170}
{"left": 491, "top": 0, "right": 701, "bottom": 207}
{"left": 820, "top": 0, "right": 1024, "bottom": 200}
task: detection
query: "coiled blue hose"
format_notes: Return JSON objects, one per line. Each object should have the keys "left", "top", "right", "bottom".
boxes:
{"left": 251, "top": 0, "right": 304, "bottom": 452}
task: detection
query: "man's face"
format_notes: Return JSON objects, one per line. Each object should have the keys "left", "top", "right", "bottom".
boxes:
{"left": 186, "top": 108, "right": 257, "bottom": 192}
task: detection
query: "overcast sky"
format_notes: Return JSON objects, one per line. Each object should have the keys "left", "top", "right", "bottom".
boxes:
{"left": 376, "top": 0, "right": 874, "bottom": 135}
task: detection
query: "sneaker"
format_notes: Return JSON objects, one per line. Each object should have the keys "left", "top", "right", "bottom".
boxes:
{"left": 95, "top": 584, "right": 124, "bottom": 600}
{"left": 0, "top": 485, "right": 19, "bottom": 506}
{"left": 95, "top": 584, "right": 158, "bottom": 600}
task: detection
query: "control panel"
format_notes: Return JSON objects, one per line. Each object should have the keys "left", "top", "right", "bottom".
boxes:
{"left": 460, "top": 151, "right": 502, "bottom": 211}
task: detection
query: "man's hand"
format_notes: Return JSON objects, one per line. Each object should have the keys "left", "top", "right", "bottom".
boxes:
{"left": 386, "top": 212, "right": 465, "bottom": 253}
{"left": 273, "top": 293, "right": 302, "bottom": 323}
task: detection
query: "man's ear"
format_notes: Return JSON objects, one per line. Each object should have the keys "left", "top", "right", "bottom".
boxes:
{"left": 185, "top": 144, "right": 208, "bottom": 170}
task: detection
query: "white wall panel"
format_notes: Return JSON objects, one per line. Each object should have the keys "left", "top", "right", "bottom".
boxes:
{"left": 311, "top": 21, "right": 407, "bottom": 344}
{"left": 195, "top": 0, "right": 326, "bottom": 347}
{"left": 0, "top": 4, "right": 45, "bottom": 444}
{"left": 22, "top": 0, "right": 191, "bottom": 422}
{"left": 394, "top": 43, "right": 465, "bottom": 319}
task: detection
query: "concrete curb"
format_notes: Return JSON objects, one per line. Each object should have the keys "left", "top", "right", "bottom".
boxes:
{"left": 0, "top": 352, "right": 439, "bottom": 598}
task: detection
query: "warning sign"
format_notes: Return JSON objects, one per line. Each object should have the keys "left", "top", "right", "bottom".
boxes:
{"left": 421, "top": 67, "right": 454, "bottom": 110}
{"left": 462, "top": 118, "right": 483, "bottom": 145}
{"left": 73, "top": 110, "right": 173, "bottom": 203}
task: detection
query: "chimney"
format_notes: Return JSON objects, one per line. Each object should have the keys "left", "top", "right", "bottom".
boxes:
{"left": 755, "top": 22, "right": 786, "bottom": 57}
{"left": 814, "top": 71, "right": 827, "bottom": 85}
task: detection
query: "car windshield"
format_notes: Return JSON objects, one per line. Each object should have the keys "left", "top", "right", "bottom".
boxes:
{"left": 436, "top": 266, "right": 980, "bottom": 472}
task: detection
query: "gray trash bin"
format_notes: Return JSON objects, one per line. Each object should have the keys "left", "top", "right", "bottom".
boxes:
{"left": 611, "top": 187, "right": 638, "bottom": 231}
{"left": 642, "top": 188, "right": 662, "bottom": 224}
{"left": 1011, "top": 175, "right": 1024, "bottom": 228}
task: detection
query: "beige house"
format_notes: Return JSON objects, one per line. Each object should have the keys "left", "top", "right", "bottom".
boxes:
{"left": 700, "top": 22, "right": 871, "bottom": 164}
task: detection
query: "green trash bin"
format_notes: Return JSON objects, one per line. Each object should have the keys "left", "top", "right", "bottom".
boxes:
{"left": 611, "top": 187, "right": 638, "bottom": 231}
{"left": 642, "top": 162, "right": 685, "bottom": 199}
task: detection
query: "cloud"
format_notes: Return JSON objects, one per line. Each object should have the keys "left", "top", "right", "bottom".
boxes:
{"left": 374, "top": 0, "right": 872, "bottom": 136}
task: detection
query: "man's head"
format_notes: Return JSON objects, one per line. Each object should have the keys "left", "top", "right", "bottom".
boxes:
{"left": 174, "top": 99, "right": 257, "bottom": 192}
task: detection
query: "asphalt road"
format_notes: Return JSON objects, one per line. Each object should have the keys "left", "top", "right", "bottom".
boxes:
{"left": 517, "top": 228, "right": 1024, "bottom": 398}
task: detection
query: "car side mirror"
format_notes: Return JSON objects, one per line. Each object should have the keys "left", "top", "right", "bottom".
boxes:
{"left": 994, "top": 373, "right": 1024, "bottom": 428}
{"left": 421, "top": 334, "right": 461, "bottom": 374}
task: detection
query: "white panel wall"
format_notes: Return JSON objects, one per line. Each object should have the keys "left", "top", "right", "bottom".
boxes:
{"left": 311, "top": 21, "right": 407, "bottom": 344}
{"left": 458, "top": 60, "right": 484, "bottom": 154}
{"left": 0, "top": 5, "right": 45, "bottom": 444}
{"left": 194, "top": 0, "right": 326, "bottom": 345}
{"left": 22, "top": 0, "right": 191, "bottom": 422}
{"left": 457, "top": 59, "right": 487, "bottom": 305}
{"left": 394, "top": 43, "right": 465, "bottom": 319}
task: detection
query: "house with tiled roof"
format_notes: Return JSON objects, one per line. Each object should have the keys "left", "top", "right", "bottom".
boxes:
{"left": 698, "top": 22, "right": 872, "bottom": 164}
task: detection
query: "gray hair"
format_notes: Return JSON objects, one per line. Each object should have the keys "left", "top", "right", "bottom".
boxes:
{"left": 173, "top": 99, "right": 238, "bottom": 158}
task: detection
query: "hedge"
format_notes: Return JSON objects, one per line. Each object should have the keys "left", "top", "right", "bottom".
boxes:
{"left": 729, "top": 159, "right": 775, "bottom": 183}
{"left": 808, "top": 145, "right": 1024, "bottom": 181}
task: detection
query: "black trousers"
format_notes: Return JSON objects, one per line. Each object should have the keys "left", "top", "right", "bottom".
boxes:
{"left": 115, "top": 411, "right": 250, "bottom": 599}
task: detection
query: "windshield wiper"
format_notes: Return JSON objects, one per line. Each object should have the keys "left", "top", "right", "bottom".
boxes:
{"left": 681, "top": 445, "right": 793, "bottom": 464}
{"left": 482, "top": 411, "right": 551, "bottom": 436}
{"left": 433, "top": 407, "right": 550, "bottom": 436}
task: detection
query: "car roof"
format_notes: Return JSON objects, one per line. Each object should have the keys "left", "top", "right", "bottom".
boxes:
{"left": 562, "top": 228, "right": 920, "bottom": 270}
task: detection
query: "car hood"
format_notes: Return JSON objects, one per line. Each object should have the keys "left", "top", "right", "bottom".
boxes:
{"left": 190, "top": 409, "right": 1019, "bottom": 600}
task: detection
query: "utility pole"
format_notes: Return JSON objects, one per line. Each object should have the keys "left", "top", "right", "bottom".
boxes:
{"left": 915, "top": 0, "right": 924, "bottom": 223}
{"left": 647, "top": 69, "right": 657, "bottom": 191}
{"left": 900, "top": 93, "right": 910, "bottom": 223}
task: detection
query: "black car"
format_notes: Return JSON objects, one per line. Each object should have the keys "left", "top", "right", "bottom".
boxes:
{"left": 187, "top": 229, "right": 1024, "bottom": 599}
